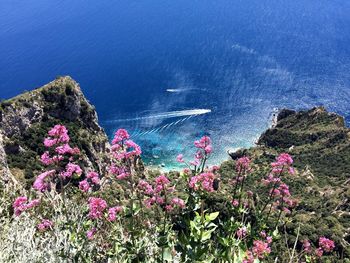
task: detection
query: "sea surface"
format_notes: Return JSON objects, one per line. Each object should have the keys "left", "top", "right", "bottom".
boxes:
{"left": 1, "top": 0, "right": 350, "bottom": 168}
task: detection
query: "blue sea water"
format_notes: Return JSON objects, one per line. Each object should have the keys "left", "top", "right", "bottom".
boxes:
{"left": 1, "top": 0, "right": 350, "bottom": 168}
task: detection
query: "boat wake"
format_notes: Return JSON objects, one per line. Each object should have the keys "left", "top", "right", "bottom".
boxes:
{"left": 105, "top": 109, "right": 211, "bottom": 123}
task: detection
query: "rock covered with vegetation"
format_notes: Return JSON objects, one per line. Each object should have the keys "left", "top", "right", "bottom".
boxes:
{"left": 0, "top": 77, "right": 111, "bottom": 186}
{"left": 221, "top": 106, "right": 350, "bottom": 260}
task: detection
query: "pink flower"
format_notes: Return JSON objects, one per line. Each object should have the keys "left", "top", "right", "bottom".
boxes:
{"left": 315, "top": 247, "right": 323, "bottom": 257}
{"left": 88, "top": 197, "right": 108, "bottom": 219}
{"left": 319, "top": 237, "right": 335, "bottom": 252}
{"left": 155, "top": 196, "right": 165, "bottom": 205}
{"left": 144, "top": 197, "right": 156, "bottom": 208}
{"left": 195, "top": 150, "right": 204, "bottom": 160}
{"left": 33, "top": 170, "right": 55, "bottom": 192}
{"left": 79, "top": 180, "right": 90, "bottom": 192}
{"left": 194, "top": 136, "right": 212, "bottom": 150}
{"left": 204, "top": 144, "right": 212, "bottom": 154}
{"left": 236, "top": 227, "right": 247, "bottom": 239}
{"left": 13, "top": 196, "right": 40, "bottom": 216}
{"left": 124, "top": 140, "right": 142, "bottom": 158}
{"left": 87, "top": 171, "right": 100, "bottom": 185}
{"left": 13, "top": 196, "right": 28, "bottom": 216}
{"left": 271, "top": 153, "right": 293, "bottom": 174}
{"left": 176, "top": 154, "right": 184, "bottom": 163}
{"left": 302, "top": 240, "right": 312, "bottom": 254}
{"left": 61, "top": 163, "right": 82, "bottom": 178}
{"left": 278, "top": 183, "right": 291, "bottom": 196}
{"left": 266, "top": 236, "right": 272, "bottom": 244}
{"left": 52, "top": 155, "right": 64, "bottom": 162}
{"left": 183, "top": 168, "right": 191, "bottom": 175}
{"left": 40, "top": 152, "right": 53, "bottom": 165}
{"left": 108, "top": 206, "right": 123, "bottom": 222}
{"left": 48, "top": 125, "right": 69, "bottom": 143}
{"left": 112, "top": 129, "right": 130, "bottom": 144}
{"left": 155, "top": 175, "right": 170, "bottom": 186}
{"left": 171, "top": 197, "right": 185, "bottom": 209}
{"left": 44, "top": 138, "right": 57, "bottom": 148}
{"left": 276, "top": 153, "right": 293, "bottom": 165}
{"left": 165, "top": 205, "right": 173, "bottom": 212}
{"left": 37, "top": 219, "right": 53, "bottom": 232}
{"left": 27, "top": 199, "right": 40, "bottom": 209}
{"left": 236, "top": 157, "right": 251, "bottom": 173}
{"left": 87, "top": 171, "right": 98, "bottom": 179}
{"left": 243, "top": 251, "right": 254, "bottom": 263}
{"left": 252, "top": 240, "right": 271, "bottom": 259}
{"left": 189, "top": 159, "right": 200, "bottom": 167}
{"left": 116, "top": 171, "right": 130, "bottom": 180}
{"left": 138, "top": 180, "right": 154, "bottom": 195}
{"left": 109, "top": 165, "right": 130, "bottom": 180}
{"left": 87, "top": 228, "right": 97, "bottom": 240}
{"left": 189, "top": 172, "right": 216, "bottom": 192}
{"left": 55, "top": 144, "right": 73, "bottom": 155}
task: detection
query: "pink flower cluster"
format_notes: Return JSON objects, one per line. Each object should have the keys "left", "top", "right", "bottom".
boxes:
{"left": 243, "top": 233, "right": 272, "bottom": 262}
{"left": 111, "top": 129, "right": 141, "bottom": 160}
{"left": 88, "top": 197, "right": 108, "bottom": 219}
{"left": 108, "top": 206, "right": 123, "bottom": 222}
{"left": 86, "top": 198, "right": 123, "bottom": 239}
{"left": 176, "top": 136, "right": 213, "bottom": 167}
{"left": 13, "top": 196, "right": 40, "bottom": 216}
{"left": 194, "top": 136, "right": 212, "bottom": 154}
{"left": 302, "top": 239, "right": 312, "bottom": 254}
{"left": 60, "top": 163, "right": 82, "bottom": 178}
{"left": 109, "top": 165, "right": 130, "bottom": 180}
{"left": 236, "top": 156, "right": 251, "bottom": 173}
{"left": 88, "top": 197, "right": 123, "bottom": 222}
{"left": 189, "top": 172, "right": 216, "bottom": 192}
{"left": 302, "top": 237, "right": 335, "bottom": 258}
{"left": 236, "top": 226, "right": 247, "bottom": 239}
{"left": 87, "top": 227, "right": 97, "bottom": 240}
{"left": 138, "top": 175, "right": 185, "bottom": 212}
{"left": 176, "top": 154, "right": 184, "bottom": 163}
{"left": 41, "top": 125, "right": 80, "bottom": 166}
{"left": 319, "top": 237, "right": 335, "bottom": 253}
{"left": 33, "top": 125, "right": 83, "bottom": 192}
{"left": 37, "top": 219, "right": 53, "bottom": 232}
{"left": 79, "top": 171, "right": 100, "bottom": 192}
{"left": 271, "top": 153, "right": 294, "bottom": 174}
{"left": 252, "top": 239, "right": 271, "bottom": 259}
{"left": 33, "top": 170, "right": 56, "bottom": 192}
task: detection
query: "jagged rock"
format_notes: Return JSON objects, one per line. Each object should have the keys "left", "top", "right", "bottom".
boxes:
{"left": 0, "top": 76, "right": 112, "bottom": 185}
{"left": 227, "top": 148, "right": 248, "bottom": 160}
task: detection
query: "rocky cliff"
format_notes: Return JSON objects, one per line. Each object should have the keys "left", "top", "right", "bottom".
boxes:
{"left": 223, "top": 107, "right": 350, "bottom": 257}
{"left": 0, "top": 76, "right": 111, "bottom": 186}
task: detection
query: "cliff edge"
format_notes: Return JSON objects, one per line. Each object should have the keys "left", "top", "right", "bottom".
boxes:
{"left": 0, "top": 76, "right": 111, "bottom": 186}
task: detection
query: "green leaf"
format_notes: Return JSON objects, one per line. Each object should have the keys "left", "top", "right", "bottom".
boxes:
{"left": 206, "top": 211, "right": 219, "bottom": 221}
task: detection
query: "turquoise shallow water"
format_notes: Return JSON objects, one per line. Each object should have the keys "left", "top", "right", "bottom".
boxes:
{"left": 1, "top": 0, "right": 350, "bottom": 167}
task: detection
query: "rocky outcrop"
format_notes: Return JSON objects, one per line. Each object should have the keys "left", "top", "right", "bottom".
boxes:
{"left": 0, "top": 76, "right": 111, "bottom": 185}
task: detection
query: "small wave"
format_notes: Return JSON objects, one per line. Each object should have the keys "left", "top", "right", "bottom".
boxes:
{"left": 105, "top": 109, "right": 211, "bottom": 123}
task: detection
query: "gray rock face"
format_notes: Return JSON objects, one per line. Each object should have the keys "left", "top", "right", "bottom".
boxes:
{"left": 0, "top": 133, "right": 14, "bottom": 184}
{"left": 0, "top": 76, "right": 112, "bottom": 184}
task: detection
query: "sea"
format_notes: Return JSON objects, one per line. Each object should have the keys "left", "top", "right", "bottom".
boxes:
{"left": 1, "top": 0, "right": 350, "bottom": 168}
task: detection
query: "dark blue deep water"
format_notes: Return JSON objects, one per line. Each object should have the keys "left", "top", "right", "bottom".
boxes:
{"left": 1, "top": 0, "right": 350, "bottom": 168}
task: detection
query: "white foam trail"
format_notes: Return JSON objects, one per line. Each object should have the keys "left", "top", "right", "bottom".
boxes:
{"left": 166, "top": 88, "right": 202, "bottom": 93}
{"left": 106, "top": 109, "right": 211, "bottom": 123}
